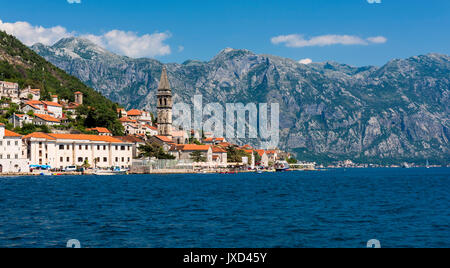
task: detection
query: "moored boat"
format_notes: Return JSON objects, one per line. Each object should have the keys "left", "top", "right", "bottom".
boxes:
{"left": 274, "top": 161, "right": 290, "bottom": 172}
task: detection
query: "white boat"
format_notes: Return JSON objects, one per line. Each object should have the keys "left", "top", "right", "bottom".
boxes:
{"left": 275, "top": 161, "right": 291, "bottom": 172}
{"left": 94, "top": 167, "right": 127, "bottom": 176}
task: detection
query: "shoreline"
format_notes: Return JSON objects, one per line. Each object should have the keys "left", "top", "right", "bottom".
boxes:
{"left": 0, "top": 166, "right": 447, "bottom": 177}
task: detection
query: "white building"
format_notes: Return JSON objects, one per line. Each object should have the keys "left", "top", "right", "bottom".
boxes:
{"left": 23, "top": 100, "right": 63, "bottom": 118}
{"left": 9, "top": 113, "right": 33, "bottom": 128}
{"left": 19, "top": 87, "right": 40, "bottom": 100}
{"left": 0, "top": 124, "right": 29, "bottom": 173}
{"left": 33, "top": 114, "right": 61, "bottom": 126}
{"left": 0, "top": 81, "right": 19, "bottom": 100}
{"left": 23, "top": 133, "right": 133, "bottom": 170}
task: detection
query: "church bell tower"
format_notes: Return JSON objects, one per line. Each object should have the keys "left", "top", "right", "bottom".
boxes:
{"left": 157, "top": 67, "right": 173, "bottom": 136}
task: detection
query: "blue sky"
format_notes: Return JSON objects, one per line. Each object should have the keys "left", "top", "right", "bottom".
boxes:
{"left": 0, "top": 0, "right": 449, "bottom": 66}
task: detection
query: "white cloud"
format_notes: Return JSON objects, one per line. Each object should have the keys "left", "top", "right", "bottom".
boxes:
{"left": 299, "top": 58, "right": 313, "bottom": 65}
{"left": 0, "top": 18, "right": 173, "bottom": 58}
{"left": 271, "top": 34, "right": 387, "bottom": 48}
{"left": 0, "top": 19, "right": 73, "bottom": 46}
{"left": 367, "top": 36, "right": 387, "bottom": 44}
{"left": 67, "top": 0, "right": 81, "bottom": 3}
{"left": 83, "top": 30, "right": 172, "bottom": 58}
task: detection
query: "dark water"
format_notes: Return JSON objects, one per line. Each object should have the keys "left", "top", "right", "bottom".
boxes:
{"left": 0, "top": 168, "right": 448, "bottom": 248}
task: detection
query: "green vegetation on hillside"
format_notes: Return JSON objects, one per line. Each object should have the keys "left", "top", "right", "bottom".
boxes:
{"left": 0, "top": 31, "right": 124, "bottom": 135}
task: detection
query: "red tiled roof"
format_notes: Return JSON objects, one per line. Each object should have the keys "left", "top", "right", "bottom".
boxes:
{"left": 127, "top": 109, "right": 142, "bottom": 116}
{"left": 74, "top": 91, "right": 82, "bottom": 94}
{"left": 119, "top": 117, "right": 137, "bottom": 123}
{"left": 155, "top": 135, "right": 173, "bottom": 143}
{"left": 42, "top": 101, "right": 62, "bottom": 107}
{"left": 114, "top": 136, "right": 145, "bottom": 143}
{"left": 23, "top": 132, "right": 125, "bottom": 143}
{"left": 5, "top": 129, "right": 22, "bottom": 137}
{"left": 26, "top": 100, "right": 43, "bottom": 106}
{"left": 181, "top": 144, "right": 211, "bottom": 151}
{"left": 212, "top": 146, "right": 227, "bottom": 153}
{"left": 87, "top": 127, "right": 111, "bottom": 133}
{"left": 23, "top": 132, "right": 55, "bottom": 140}
{"left": 34, "top": 114, "right": 60, "bottom": 123}
{"left": 218, "top": 142, "right": 232, "bottom": 148}
{"left": 256, "top": 149, "right": 266, "bottom": 157}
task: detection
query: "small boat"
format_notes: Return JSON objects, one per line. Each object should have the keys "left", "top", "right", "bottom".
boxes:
{"left": 275, "top": 161, "right": 290, "bottom": 172}
{"left": 94, "top": 167, "right": 127, "bottom": 176}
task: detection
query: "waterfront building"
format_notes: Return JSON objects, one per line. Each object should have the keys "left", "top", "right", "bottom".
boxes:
{"left": 115, "top": 136, "right": 146, "bottom": 159}
{"left": 148, "top": 135, "right": 174, "bottom": 151}
{"left": 157, "top": 67, "right": 173, "bottom": 137}
{"left": 23, "top": 133, "right": 133, "bottom": 170}
{"left": 0, "top": 124, "right": 29, "bottom": 173}
{"left": 211, "top": 146, "right": 228, "bottom": 164}
{"left": 169, "top": 144, "right": 213, "bottom": 163}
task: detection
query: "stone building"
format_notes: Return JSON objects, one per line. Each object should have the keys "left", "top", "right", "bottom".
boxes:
{"left": 157, "top": 67, "right": 173, "bottom": 137}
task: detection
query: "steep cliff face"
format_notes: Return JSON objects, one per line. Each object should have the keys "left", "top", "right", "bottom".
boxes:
{"left": 32, "top": 38, "right": 450, "bottom": 164}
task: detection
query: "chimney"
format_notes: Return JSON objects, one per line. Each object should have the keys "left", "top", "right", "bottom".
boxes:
{"left": 52, "top": 95, "right": 58, "bottom": 103}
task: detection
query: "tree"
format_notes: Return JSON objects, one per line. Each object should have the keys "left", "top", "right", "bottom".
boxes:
{"left": 82, "top": 159, "right": 91, "bottom": 169}
{"left": 138, "top": 143, "right": 175, "bottom": 160}
{"left": 190, "top": 151, "right": 206, "bottom": 162}
{"left": 287, "top": 157, "right": 298, "bottom": 164}
{"left": 226, "top": 146, "right": 250, "bottom": 163}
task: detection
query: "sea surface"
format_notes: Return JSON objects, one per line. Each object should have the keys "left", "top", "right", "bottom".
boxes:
{"left": 0, "top": 168, "right": 448, "bottom": 248}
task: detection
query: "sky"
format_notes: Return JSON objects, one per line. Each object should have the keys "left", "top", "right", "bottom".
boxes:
{"left": 0, "top": 0, "right": 449, "bottom": 66}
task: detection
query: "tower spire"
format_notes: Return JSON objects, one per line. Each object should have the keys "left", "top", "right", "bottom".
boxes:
{"left": 158, "top": 67, "right": 171, "bottom": 91}
{"left": 156, "top": 66, "right": 173, "bottom": 137}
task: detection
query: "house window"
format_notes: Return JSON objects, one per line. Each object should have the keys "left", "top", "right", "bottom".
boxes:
{"left": 103, "top": 157, "right": 107, "bottom": 162}
{"left": 15, "top": 154, "right": 18, "bottom": 159}
{"left": 103, "top": 145, "right": 107, "bottom": 150}
{"left": 7, "top": 155, "right": 10, "bottom": 159}
{"left": 121, "top": 146, "right": 125, "bottom": 151}
{"left": 121, "top": 157, "right": 124, "bottom": 162}
{"left": 0, "top": 155, "right": 2, "bottom": 159}
{"left": 7, "top": 141, "right": 10, "bottom": 146}
{"left": 67, "top": 145, "right": 70, "bottom": 150}
{"left": 67, "top": 157, "right": 70, "bottom": 162}
{"left": 85, "top": 145, "right": 89, "bottom": 150}
{"left": 15, "top": 141, "right": 18, "bottom": 146}
{"left": 59, "top": 145, "right": 64, "bottom": 150}
{"left": 78, "top": 157, "right": 83, "bottom": 163}
{"left": 79, "top": 145, "right": 82, "bottom": 150}
{"left": 60, "top": 157, "right": 63, "bottom": 162}
{"left": 0, "top": 141, "right": 2, "bottom": 146}
{"left": 115, "top": 157, "right": 118, "bottom": 162}
{"left": 97, "top": 145, "right": 100, "bottom": 150}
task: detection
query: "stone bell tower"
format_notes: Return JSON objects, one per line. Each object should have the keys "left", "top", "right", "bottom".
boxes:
{"left": 157, "top": 67, "right": 173, "bottom": 136}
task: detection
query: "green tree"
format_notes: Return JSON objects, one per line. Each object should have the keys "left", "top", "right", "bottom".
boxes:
{"left": 190, "top": 151, "right": 206, "bottom": 162}
{"left": 138, "top": 143, "right": 175, "bottom": 160}
{"left": 226, "top": 146, "right": 250, "bottom": 163}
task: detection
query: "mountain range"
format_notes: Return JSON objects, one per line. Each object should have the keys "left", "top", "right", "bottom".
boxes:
{"left": 31, "top": 37, "right": 450, "bottom": 164}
